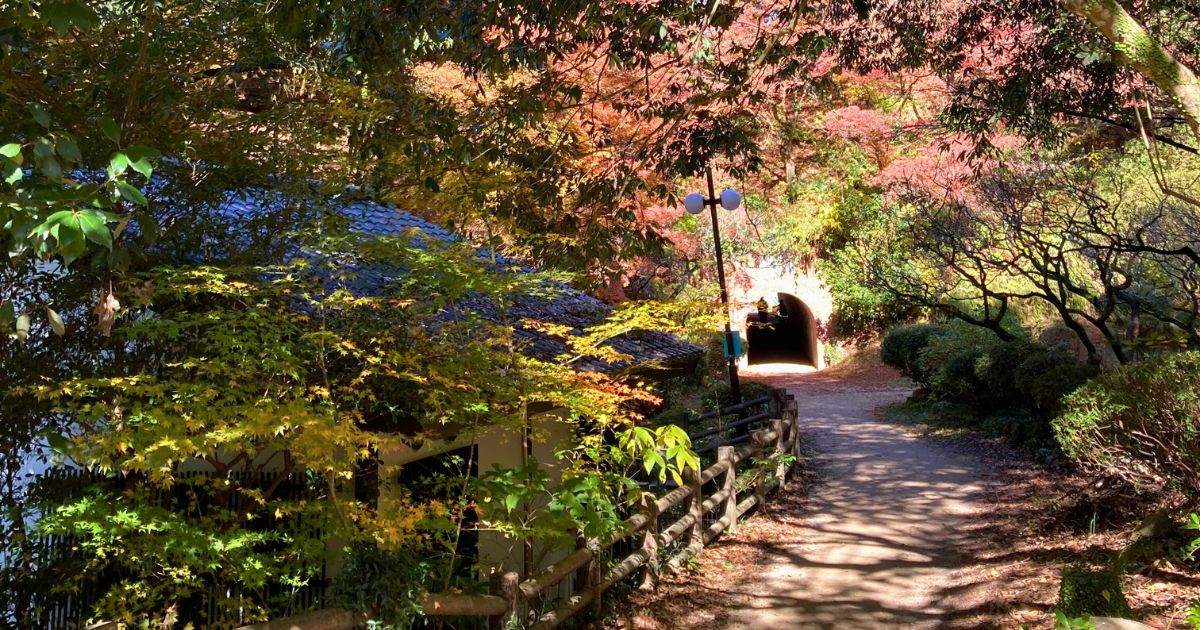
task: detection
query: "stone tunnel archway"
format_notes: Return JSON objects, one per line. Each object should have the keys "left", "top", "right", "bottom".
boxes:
{"left": 745, "top": 292, "right": 820, "bottom": 366}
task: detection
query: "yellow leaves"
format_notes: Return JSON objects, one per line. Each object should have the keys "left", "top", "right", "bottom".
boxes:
{"left": 522, "top": 318, "right": 574, "bottom": 338}
{"left": 369, "top": 495, "right": 439, "bottom": 549}
{"left": 29, "top": 234, "right": 695, "bottom": 593}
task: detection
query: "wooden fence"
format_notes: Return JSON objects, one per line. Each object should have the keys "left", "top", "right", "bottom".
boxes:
{"left": 239, "top": 392, "right": 800, "bottom": 630}
{"left": 683, "top": 393, "right": 775, "bottom": 455}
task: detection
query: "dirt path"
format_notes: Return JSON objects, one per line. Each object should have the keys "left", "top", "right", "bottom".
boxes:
{"left": 619, "top": 360, "right": 1200, "bottom": 629}
{"left": 619, "top": 362, "right": 999, "bottom": 629}
{"left": 715, "top": 379, "right": 989, "bottom": 629}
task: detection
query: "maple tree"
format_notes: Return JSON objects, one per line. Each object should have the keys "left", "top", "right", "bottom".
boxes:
{"left": 8, "top": 226, "right": 698, "bottom": 626}
{"left": 823, "top": 0, "right": 1199, "bottom": 148}
{"left": 4, "top": 0, "right": 1200, "bottom": 626}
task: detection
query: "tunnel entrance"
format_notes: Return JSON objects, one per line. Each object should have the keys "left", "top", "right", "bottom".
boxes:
{"left": 745, "top": 292, "right": 819, "bottom": 366}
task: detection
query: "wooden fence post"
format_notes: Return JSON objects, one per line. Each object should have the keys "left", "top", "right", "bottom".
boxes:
{"left": 589, "top": 541, "right": 602, "bottom": 619}
{"left": 717, "top": 445, "right": 737, "bottom": 534}
{"left": 573, "top": 532, "right": 589, "bottom": 591}
{"left": 786, "top": 398, "right": 800, "bottom": 465}
{"left": 489, "top": 571, "right": 521, "bottom": 630}
{"left": 751, "top": 429, "right": 768, "bottom": 513}
{"left": 638, "top": 492, "right": 660, "bottom": 590}
{"left": 683, "top": 464, "right": 704, "bottom": 557}
{"left": 770, "top": 418, "right": 786, "bottom": 485}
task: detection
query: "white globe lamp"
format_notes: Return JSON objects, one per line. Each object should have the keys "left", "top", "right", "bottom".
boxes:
{"left": 720, "top": 188, "right": 741, "bottom": 211}
{"left": 684, "top": 192, "right": 706, "bottom": 215}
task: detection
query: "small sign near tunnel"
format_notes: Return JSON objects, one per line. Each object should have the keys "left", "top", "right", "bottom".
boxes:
{"left": 722, "top": 331, "right": 743, "bottom": 358}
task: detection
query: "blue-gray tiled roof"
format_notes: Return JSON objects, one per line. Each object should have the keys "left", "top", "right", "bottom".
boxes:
{"left": 209, "top": 187, "right": 703, "bottom": 375}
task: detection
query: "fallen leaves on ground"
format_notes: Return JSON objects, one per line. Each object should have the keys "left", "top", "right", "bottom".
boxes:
{"left": 607, "top": 468, "right": 821, "bottom": 629}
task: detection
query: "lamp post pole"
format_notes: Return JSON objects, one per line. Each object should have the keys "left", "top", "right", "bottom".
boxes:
{"left": 686, "top": 167, "right": 742, "bottom": 406}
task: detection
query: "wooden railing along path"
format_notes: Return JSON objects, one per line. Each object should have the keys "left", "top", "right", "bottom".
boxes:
{"left": 239, "top": 392, "right": 799, "bottom": 630}
{"left": 683, "top": 393, "right": 774, "bottom": 454}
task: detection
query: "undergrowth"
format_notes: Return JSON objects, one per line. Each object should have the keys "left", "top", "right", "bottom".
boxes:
{"left": 880, "top": 398, "right": 1063, "bottom": 464}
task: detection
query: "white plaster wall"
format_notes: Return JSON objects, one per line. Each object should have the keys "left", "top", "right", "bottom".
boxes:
{"left": 468, "top": 411, "right": 576, "bottom": 578}
{"left": 729, "top": 263, "right": 834, "bottom": 369}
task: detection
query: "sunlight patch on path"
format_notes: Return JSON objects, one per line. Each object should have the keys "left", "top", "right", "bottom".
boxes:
{"left": 739, "top": 363, "right": 820, "bottom": 376}
{"left": 716, "top": 382, "right": 989, "bottom": 629}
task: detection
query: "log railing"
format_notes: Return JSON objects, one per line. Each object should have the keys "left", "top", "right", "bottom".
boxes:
{"left": 237, "top": 393, "right": 799, "bottom": 630}
{"left": 685, "top": 394, "right": 774, "bottom": 454}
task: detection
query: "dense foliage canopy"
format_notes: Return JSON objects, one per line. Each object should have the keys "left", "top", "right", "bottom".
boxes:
{"left": 4, "top": 0, "right": 1200, "bottom": 626}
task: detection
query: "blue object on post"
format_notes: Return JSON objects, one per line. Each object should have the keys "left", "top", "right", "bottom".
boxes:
{"left": 722, "top": 331, "right": 743, "bottom": 358}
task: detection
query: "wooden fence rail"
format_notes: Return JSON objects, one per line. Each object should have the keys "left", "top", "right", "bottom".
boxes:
{"left": 238, "top": 392, "right": 799, "bottom": 630}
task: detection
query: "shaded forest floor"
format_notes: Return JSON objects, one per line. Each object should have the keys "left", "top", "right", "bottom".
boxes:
{"left": 607, "top": 351, "right": 1199, "bottom": 629}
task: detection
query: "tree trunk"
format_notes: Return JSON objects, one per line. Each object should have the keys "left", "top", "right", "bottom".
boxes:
{"left": 1060, "top": 0, "right": 1200, "bottom": 141}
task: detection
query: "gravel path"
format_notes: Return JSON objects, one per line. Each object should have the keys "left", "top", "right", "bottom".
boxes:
{"left": 714, "top": 371, "right": 991, "bottom": 629}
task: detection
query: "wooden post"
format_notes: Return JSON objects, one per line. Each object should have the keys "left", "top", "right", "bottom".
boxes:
{"left": 717, "top": 445, "right": 737, "bottom": 534}
{"left": 638, "top": 492, "right": 660, "bottom": 590}
{"left": 683, "top": 464, "right": 704, "bottom": 557}
{"left": 787, "top": 399, "right": 800, "bottom": 464}
{"left": 571, "top": 532, "right": 588, "bottom": 592}
{"left": 770, "top": 418, "right": 786, "bottom": 485}
{"left": 589, "top": 541, "right": 602, "bottom": 619}
{"left": 490, "top": 571, "right": 521, "bottom": 630}
{"left": 751, "top": 429, "right": 768, "bottom": 513}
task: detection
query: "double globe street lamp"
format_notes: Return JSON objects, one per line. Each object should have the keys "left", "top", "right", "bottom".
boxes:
{"left": 684, "top": 168, "right": 743, "bottom": 405}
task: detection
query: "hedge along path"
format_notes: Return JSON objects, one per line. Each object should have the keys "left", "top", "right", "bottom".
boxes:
{"left": 712, "top": 368, "right": 993, "bottom": 629}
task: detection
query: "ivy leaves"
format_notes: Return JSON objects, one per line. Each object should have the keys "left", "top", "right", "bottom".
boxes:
{"left": 2, "top": 107, "right": 159, "bottom": 340}
{"left": 3, "top": 113, "right": 159, "bottom": 264}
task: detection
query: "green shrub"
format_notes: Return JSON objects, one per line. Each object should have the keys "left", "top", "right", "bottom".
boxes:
{"left": 980, "top": 411, "right": 1054, "bottom": 450}
{"left": 916, "top": 322, "right": 1002, "bottom": 405}
{"left": 931, "top": 346, "right": 989, "bottom": 405}
{"left": 1015, "top": 350, "right": 1099, "bottom": 418}
{"left": 823, "top": 341, "right": 847, "bottom": 367}
{"left": 332, "top": 545, "right": 431, "bottom": 627}
{"left": 880, "top": 322, "right": 1100, "bottom": 453}
{"left": 974, "top": 339, "right": 1039, "bottom": 407}
{"left": 1056, "top": 566, "right": 1132, "bottom": 617}
{"left": 1055, "top": 351, "right": 1200, "bottom": 493}
{"left": 880, "top": 323, "right": 945, "bottom": 386}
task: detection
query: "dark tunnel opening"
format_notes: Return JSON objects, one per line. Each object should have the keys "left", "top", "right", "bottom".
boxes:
{"left": 745, "top": 292, "right": 819, "bottom": 366}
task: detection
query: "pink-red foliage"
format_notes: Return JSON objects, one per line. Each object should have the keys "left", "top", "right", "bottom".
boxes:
{"left": 873, "top": 134, "right": 1025, "bottom": 200}
{"left": 823, "top": 106, "right": 892, "bottom": 143}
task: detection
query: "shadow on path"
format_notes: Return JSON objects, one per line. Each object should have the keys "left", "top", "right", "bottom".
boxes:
{"left": 713, "top": 382, "right": 991, "bottom": 629}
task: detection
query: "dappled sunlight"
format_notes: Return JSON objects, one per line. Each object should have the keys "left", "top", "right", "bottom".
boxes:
{"left": 715, "top": 389, "right": 991, "bottom": 629}
{"left": 632, "top": 386, "right": 1007, "bottom": 629}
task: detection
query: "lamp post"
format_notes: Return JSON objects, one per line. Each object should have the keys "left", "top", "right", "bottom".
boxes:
{"left": 684, "top": 167, "right": 742, "bottom": 406}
